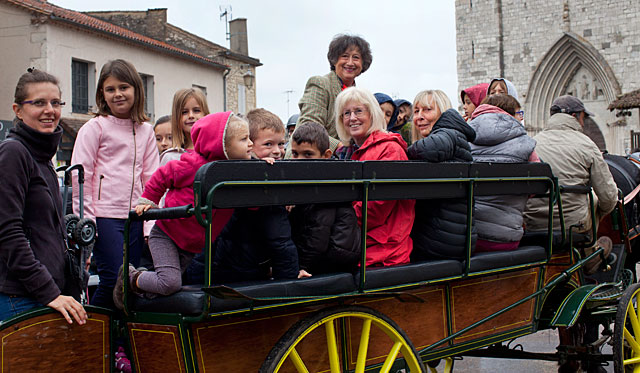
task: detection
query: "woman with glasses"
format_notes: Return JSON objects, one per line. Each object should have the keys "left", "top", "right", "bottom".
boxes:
{"left": 407, "top": 90, "right": 477, "bottom": 261}
{"left": 0, "top": 69, "right": 87, "bottom": 324}
{"left": 334, "top": 87, "right": 415, "bottom": 267}
{"left": 294, "top": 34, "right": 373, "bottom": 154}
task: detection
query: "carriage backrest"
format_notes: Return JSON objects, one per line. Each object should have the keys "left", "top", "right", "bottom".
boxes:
{"left": 363, "top": 161, "right": 469, "bottom": 201}
{"left": 470, "top": 162, "right": 554, "bottom": 197}
{"left": 194, "top": 160, "right": 363, "bottom": 208}
{"left": 193, "top": 160, "right": 555, "bottom": 208}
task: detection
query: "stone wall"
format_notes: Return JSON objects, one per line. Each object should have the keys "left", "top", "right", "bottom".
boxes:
{"left": 455, "top": 0, "right": 640, "bottom": 154}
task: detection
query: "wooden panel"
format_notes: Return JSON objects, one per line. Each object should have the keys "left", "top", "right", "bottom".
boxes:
{"left": 193, "top": 306, "right": 325, "bottom": 372}
{"left": 355, "top": 286, "right": 447, "bottom": 352}
{"left": 129, "top": 323, "right": 185, "bottom": 373}
{"left": 451, "top": 269, "right": 538, "bottom": 343}
{"left": 0, "top": 311, "right": 109, "bottom": 372}
{"left": 544, "top": 253, "right": 580, "bottom": 286}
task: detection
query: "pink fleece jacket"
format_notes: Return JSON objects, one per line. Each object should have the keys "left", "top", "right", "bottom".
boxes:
{"left": 140, "top": 112, "right": 235, "bottom": 253}
{"left": 71, "top": 115, "right": 159, "bottom": 235}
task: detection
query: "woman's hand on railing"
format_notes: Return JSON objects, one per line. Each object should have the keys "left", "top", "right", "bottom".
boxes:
{"left": 47, "top": 295, "right": 87, "bottom": 325}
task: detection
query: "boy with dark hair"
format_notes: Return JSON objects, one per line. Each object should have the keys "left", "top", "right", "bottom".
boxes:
{"left": 289, "top": 122, "right": 361, "bottom": 277}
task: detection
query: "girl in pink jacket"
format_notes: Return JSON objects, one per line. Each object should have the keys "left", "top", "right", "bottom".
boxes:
{"left": 71, "top": 60, "right": 159, "bottom": 309}
{"left": 113, "top": 112, "right": 254, "bottom": 305}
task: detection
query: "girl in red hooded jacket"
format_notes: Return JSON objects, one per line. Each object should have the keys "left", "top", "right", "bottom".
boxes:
{"left": 113, "top": 112, "right": 254, "bottom": 307}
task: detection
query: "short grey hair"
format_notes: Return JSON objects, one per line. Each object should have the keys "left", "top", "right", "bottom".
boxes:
{"left": 334, "top": 87, "right": 387, "bottom": 144}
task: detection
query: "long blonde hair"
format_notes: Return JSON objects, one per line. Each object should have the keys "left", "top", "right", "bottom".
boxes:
{"left": 170, "top": 88, "right": 210, "bottom": 148}
{"left": 411, "top": 90, "right": 452, "bottom": 142}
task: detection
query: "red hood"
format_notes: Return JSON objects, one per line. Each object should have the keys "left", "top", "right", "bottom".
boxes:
{"left": 191, "top": 111, "right": 232, "bottom": 161}
{"left": 470, "top": 104, "right": 509, "bottom": 120}
{"left": 461, "top": 83, "right": 489, "bottom": 107}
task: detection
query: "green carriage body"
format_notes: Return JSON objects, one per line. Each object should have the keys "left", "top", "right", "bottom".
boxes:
{"left": 0, "top": 160, "right": 631, "bottom": 372}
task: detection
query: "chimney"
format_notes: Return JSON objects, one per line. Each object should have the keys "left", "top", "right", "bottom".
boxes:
{"left": 229, "top": 18, "right": 248, "bottom": 55}
{"left": 146, "top": 8, "right": 167, "bottom": 39}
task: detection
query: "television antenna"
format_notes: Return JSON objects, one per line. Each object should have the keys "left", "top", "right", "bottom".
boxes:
{"left": 284, "top": 89, "right": 295, "bottom": 118}
{"left": 219, "top": 5, "right": 232, "bottom": 41}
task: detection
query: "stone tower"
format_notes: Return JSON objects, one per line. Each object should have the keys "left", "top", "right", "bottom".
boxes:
{"left": 455, "top": 0, "right": 640, "bottom": 154}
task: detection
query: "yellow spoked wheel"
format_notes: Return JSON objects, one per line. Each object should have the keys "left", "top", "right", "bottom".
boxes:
{"left": 260, "top": 305, "right": 425, "bottom": 373}
{"left": 614, "top": 283, "right": 640, "bottom": 373}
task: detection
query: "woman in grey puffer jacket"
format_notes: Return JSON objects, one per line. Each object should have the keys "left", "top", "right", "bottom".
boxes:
{"left": 468, "top": 94, "right": 538, "bottom": 252}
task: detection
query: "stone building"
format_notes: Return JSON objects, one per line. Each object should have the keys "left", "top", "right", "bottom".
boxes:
{"left": 455, "top": 0, "right": 640, "bottom": 154}
{"left": 84, "top": 9, "right": 261, "bottom": 116}
{"left": 0, "top": 0, "right": 260, "bottom": 161}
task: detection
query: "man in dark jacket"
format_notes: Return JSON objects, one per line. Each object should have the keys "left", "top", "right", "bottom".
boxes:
{"left": 408, "top": 108, "right": 477, "bottom": 260}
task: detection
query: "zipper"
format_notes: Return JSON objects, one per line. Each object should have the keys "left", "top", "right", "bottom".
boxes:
{"left": 98, "top": 175, "right": 104, "bottom": 200}
{"left": 129, "top": 124, "right": 137, "bottom": 211}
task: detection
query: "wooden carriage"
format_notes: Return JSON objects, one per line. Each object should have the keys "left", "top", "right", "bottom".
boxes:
{"left": 0, "top": 160, "right": 636, "bottom": 372}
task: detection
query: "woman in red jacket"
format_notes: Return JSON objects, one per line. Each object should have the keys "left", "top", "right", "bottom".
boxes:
{"left": 334, "top": 87, "right": 415, "bottom": 267}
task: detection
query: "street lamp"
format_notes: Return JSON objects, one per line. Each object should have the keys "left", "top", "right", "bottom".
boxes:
{"left": 243, "top": 69, "right": 254, "bottom": 89}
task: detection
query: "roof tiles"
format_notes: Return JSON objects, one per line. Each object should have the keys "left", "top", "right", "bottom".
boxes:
{"left": 609, "top": 89, "right": 640, "bottom": 111}
{"left": 5, "top": 0, "right": 227, "bottom": 69}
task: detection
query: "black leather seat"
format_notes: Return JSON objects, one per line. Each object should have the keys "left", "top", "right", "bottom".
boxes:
{"left": 357, "top": 260, "right": 463, "bottom": 290}
{"left": 130, "top": 273, "right": 356, "bottom": 314}
{"left": 467, "top": 245, "right": 547, "bottom": 273}
{"left": 130, "top": 284, "right": 206, "bottom": 315}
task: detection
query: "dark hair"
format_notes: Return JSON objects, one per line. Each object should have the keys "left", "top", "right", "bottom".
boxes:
{"left": 246, "top": 108, "right": 285, "bottom": 141}
{"left": 154, "top": 115, "right": 170, "bottom": 129}
{"left": 480, "top": 94, "right": 520, "bottom": 116}
{"left": 327, "top": 34, "right": 373, "bottom": 73}
{"left": 96, "top": 59, "right": 148, "bottom": 123}
{"left": 292, "top": 122, "right": 330, "bottom": 153}
{"left": 14, "top": 68, "right": 60, "bottom": 104}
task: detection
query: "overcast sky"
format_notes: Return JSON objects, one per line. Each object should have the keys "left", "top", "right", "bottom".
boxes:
{"left": 52, "top": 0, "right": 459, "bottom": 122}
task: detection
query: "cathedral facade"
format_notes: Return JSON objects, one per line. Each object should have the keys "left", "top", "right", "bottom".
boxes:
{"left": 455, "top": 0, "right": 640, "bottom": 154}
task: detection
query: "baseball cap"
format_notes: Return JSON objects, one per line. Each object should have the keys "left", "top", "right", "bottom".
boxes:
{"left": 550, "top": 95, "right": 595, "bottom": 117}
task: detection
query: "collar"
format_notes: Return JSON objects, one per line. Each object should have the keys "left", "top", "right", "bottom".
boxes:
{"left": 8, "top": 120, "right": 63, "bottom": 161}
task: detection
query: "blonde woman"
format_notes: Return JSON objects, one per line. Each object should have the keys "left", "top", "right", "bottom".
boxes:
{"left": 407, "top": 90, "right": 477, "bottom": 261}
{"left": 334, "top": 87, "right": 415, "bottom": 267}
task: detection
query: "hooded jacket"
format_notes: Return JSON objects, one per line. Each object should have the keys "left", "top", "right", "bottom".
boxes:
{"left": 374, "top": 93, "right": 399, "bottom": 132}
{"left": 408, "top": 109, "right": 477, "bottom": 260}
{"left": 393, "top": 99, "right": 414, "bottom": 145}
{"left": 468, "top": 105, "right": 536, "bottom": 248}
{"left": 71, "top": 115, "right": 159, "bottom": 234}
{"left": 487, "top": 78, "right": 519, "bottom": 102}
{"left": 461, "top": 83, "right": 490, "bottom": 107}
{"left": 524, "top": 113, "right": 618, "bottom": 232}
{"left": 0, "top": 121, "right": 66, "bottom": 305}
{"left": 140, "top": 112, "right": 235, "bottom": 253}
{"left": 347, "top": 131, "right": 415, "bottom": 267}
{"left": 289, "top": 202, "right": 361, "bottom": 274}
